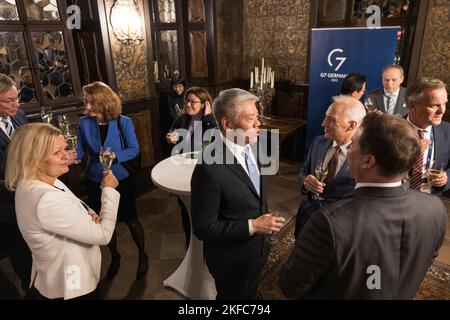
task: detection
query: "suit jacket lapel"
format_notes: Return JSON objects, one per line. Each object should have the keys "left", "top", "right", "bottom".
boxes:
{"left": 216, "top": 140, "right": 261, "bottom": 199}
{"left": 375, "top": 90, "right": 386, "bottom": 112}
{"left": 317, "top": 138, "right": 333, "bottom": 164}
{"left": 432, "top": 125, "right": 443, "bottom": 163}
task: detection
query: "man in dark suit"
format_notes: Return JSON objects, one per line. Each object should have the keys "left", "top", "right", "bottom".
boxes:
{"left": 191, "top": 88, "right": 285, "bottom": 300}
{"left": 366, "top": 64, "right": 407, "bottom": 116}
{"left": 0, "top": 73, "right": 32, "bottom": 295}
{"left": 405, "top": 78, "right": 449, "bottom": 195}
{"left": 280, "top": 112, "right": 447, "bottom": 299}
{"left": 295, "top": 95, "right": 366, "bottom": 237}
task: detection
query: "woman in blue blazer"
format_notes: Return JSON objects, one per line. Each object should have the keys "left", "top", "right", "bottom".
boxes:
{"left": 77, "top": 81, "right": 148, "bottom": 281}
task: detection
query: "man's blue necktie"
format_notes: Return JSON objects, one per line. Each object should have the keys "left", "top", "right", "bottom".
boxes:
{"left": 1, "top": 117, "right": 14, "bottom": 138}
{"left": 243, "top": 146, "right": 260, "bottom": 196}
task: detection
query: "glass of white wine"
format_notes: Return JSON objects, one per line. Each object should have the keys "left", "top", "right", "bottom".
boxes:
{"left": 99, "top": 146, "right": 116, "bottom": 172}
{"left": 40, "top": 106, "right": 53, "bottom": 124}
{"left": 266, "top": 211, "right": 282, "bottom": 245}
{"left": 425, "top": 162, "right": 444, "bottom": 193}
{"left": 364, "top": 97, "right": 374, "bottom": 112}
{"left": 312, "top": 160, "right": 328, "bottom": 201}
{"left": 65, "top": 134, "right": 80, "bottom": 164}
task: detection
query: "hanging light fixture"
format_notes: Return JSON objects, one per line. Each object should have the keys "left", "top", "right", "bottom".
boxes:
{"left": 109, "top": 0, "right": 145, "bottom": 45}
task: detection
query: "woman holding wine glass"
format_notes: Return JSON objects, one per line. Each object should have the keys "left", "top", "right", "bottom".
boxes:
{"left": 5, "top": 123, "right": 119, "bottom": 300}
{"left": 76, "top": 81, "right": 148, "bottom": 281}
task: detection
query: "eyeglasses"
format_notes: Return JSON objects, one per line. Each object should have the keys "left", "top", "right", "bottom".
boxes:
{"left": 0, "top": 96, "right": 19, "bottom": 104}
{"left": 185, "top": 99, "right": 202, "bottom": 105}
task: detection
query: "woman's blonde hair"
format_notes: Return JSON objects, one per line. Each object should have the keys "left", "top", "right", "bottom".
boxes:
{"left": 182, "top": 86, "right": 213, "bottom": 115}
{"left": 82, "top": 81, "right": 122, "bottom": 122}
{"left": 5, "top": 123, "right": 62, "bottom": 191}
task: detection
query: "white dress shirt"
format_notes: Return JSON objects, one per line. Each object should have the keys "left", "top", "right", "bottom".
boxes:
{"left": 384, "top": 88, "right": 400, "bottom": 114}
{"left": 407, "top": 116, "right": 434, "bottom": 177}
{"left": 322, "top": 140, "right": 351, "bottom": 179}
{"left": 355, "top": 181, "right": 402, "bottom": 189}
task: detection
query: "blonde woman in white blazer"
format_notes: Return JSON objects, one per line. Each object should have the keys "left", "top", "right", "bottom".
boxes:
{"left": 5, "top": 123, "right": 120, "bottom": 300}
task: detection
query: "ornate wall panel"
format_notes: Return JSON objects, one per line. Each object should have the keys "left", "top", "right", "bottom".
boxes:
{"left": 215, "top": 0, "right": 244, "bottom": 83}
{"left": 189, "top": 31, "right": 208, "bottom": 78}
{"left": 419, "top": 0, "right": 450, "bottom": 86}
{"left": 243, "top": 0, "right": 310, "bottom": 83}
{"left": 105, "top": 0, "right": 150, "bottom": 102}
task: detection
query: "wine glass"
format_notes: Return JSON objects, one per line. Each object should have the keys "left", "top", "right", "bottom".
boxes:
{"left": 65, "top": 134, "right": 81, "bottom": 164}
{"left": 312, "top": 160, "right": 328, "bottom": 201}
{"left": 364, "top": 97, "right": 374, "bottom": 112}
{"left": 266, "top": 211, "right": 282, "bottom": 245}
{"left": 57, "top": 114, "right": 70, "bottom": 135}
{"left": 425, "top": 162, "right": 444, "bottom": 193}
{"left": 40, "top": 106, "right": 53, "bottom": 123}
{"left": 99, "top": 146, "right": 116, "bottom": 172}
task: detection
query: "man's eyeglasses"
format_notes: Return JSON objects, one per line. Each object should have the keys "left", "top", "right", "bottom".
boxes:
{"left": 0, "top": 97, "right": 19, "bottom": 104}
{"left": 185, "top": 99, "right": 202, "bottom": 105}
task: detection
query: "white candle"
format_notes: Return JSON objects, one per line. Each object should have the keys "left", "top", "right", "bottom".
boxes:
{"left": 250, "top": 71, "right": 254, "bottom": 89}
{"left": 262, "top": 58, "right": 264, "bottom": 76}
{"left": 255, "top": 67, "right": 259, "bottom": 84}
{"left": 262, "top": 68, "right": 265, "bottom": 86}
{"left": 271, "top": 71, "right": 274, "bottom": 88}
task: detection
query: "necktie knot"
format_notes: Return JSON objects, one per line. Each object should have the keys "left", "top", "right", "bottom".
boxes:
{"left": 417, "top": 129, "right": 425, "bottom": 140}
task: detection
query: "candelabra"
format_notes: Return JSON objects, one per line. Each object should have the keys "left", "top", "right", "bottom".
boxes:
{"left": 249, "top": 58, "right": 275, "bottom": 125}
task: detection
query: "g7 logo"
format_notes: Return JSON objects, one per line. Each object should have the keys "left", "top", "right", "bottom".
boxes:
{"left": 327, "top": 48, "right": 347, "bottom": 71}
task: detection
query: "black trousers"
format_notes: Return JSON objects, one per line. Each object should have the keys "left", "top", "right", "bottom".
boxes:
{"left": 0, "top": 221, "right": 32, "bottom": 292}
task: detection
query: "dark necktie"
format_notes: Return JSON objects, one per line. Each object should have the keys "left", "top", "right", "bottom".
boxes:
{"left": 324, "top": 146, "right": 340, "bottom": 186}
{"left": 1, "top": 117, "right": 14, "bottom": 138}
{"left": 410, "top": 130, "right": 425, "bottom": 190}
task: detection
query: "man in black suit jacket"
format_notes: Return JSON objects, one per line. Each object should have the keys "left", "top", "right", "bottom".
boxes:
{"left": 295, "top": 95, "right": 366, "bottom": 237}
{"left": 366, "top": 65, "right": 407, "bottom": 116}
{"left": 191, "top": 88, "right": 285, "bottom": 299}
{"left": 405, "top": 78, "right": 449, "bottom": 196}
{"left": 0, "top": 74, "right": 32, "bottom": 295}
{"left": 280, "top": 113, "right": 447, "bottom": 299}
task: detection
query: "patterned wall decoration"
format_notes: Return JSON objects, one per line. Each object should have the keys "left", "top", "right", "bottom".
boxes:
{"left": 215, "top": 0, "right": 244, "bottom": 83}
{"left": 243, "top": 0, "right": 310, "bottom": 83}
{"left": 104, "top": 0, "right": 150, "bottom": 102}
{"left": 419, "top": 0, "right": 450, "bottom": 86}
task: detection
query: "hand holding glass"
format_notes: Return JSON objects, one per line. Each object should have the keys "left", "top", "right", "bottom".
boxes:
{"left": 364, "top": 97, "right": 374, "bottom": 112}
{"left": 312, "top": 160, "right": 327, "bottom": 201}
{"left": 426, "top": 162, "right": 444, "bottom": 192}
{"left": 266, "top": 211, "right": 283, "bottom": 245}
{"left": 99, "top": 147, "right": 116, "bottom": 172}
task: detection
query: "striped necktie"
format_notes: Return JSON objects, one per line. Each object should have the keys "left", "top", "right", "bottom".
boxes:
{"left": 1, "top": 117, "right": 14, "bottom": 138}
{"left": 410, "top": 130, "right": 425, "bottom": 190}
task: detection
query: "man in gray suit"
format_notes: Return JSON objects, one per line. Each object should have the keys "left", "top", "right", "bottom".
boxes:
{"left": 366, "top": 65, "right": 407, "bottom": 116}
{"left": 280, "top": 112, "right": 447, "bottom": 299}
{"left": 294, "top": 95, "right": 366, "bottom": 237}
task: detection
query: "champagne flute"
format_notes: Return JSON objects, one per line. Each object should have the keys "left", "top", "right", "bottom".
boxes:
{"left": 99, "top": 146, "right": 116, "bottom": 172}
{"left": 65, "top": 134, "right": 81, "bottom": 164}
{"left": 40, "top": 106, "right": 53, "bottom": 123}
{"left": 364, "top": 97, "right": 374, "bottom": 112}
{"left": 312, "top": 160, "right": 328, "bottom": 201}
{"left": 266, "top": 211, "right": 282, "bottom": 245}
{"left": 426, "top": 162, "right": 444, "bottom": 193}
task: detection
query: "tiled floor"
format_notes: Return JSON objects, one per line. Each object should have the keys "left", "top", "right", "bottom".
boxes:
{"left": 1, "top": 161, "right": 449, "bottom": 299}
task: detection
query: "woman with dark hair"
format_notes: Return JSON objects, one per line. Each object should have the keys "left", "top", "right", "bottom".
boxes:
{"left": 76, "top": 81, "right": 148, "bottom": 281}
{"left": 165, "top": 86, "right": 217, "bottom": 248}
{"left": 341, "top": 73, "right": 366, "bottom": 100}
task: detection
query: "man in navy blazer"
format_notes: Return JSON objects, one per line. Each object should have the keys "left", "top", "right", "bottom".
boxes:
{"left": 295, "top": 95, "right": 366, "bottom": 238}
{"left": 280, "top": 113, "right": 447, "bottom": 299}
{"left": 191, "top": 88, "right": 285, "bottom": 299}
{"left": 405, "top": 78, "right": 449, "bottom": 196}
{"left": 366, "top": 65, "right": 408, "bottom": 116}
{"left": 0, "top": 73, "right": 31, "bottom": 295}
